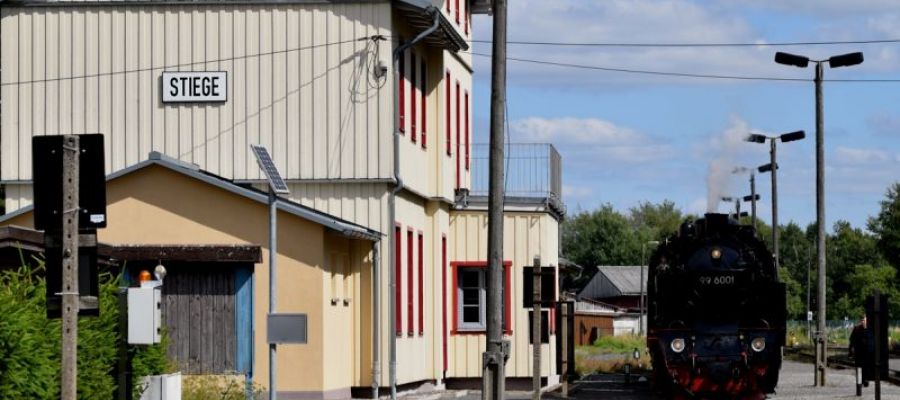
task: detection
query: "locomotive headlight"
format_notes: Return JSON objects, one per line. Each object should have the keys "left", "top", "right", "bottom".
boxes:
{"left": 750, "top": 337, "right": 766, "bottom": 352}
{"left": 711, "top": 248, "right": 722, "bottom": 260}
{"left": 670, "top": 338, "right": 686, "bottom": 353}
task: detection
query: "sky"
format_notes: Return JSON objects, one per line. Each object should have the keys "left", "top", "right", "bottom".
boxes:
{"left": 469, "top": 0, "right": 900, "bottom": 231}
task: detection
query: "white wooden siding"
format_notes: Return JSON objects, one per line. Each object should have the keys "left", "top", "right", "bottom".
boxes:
{"left": 448, "top": 210, "right": 559, "bottom": 378}
{"left": 1, "top": 4, "right": 393, "bottom": 182}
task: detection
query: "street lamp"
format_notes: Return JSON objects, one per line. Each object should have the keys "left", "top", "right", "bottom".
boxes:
{"left": 776, "top": 50, "right": 863, "bottom": 387}
{"left": 745, "top": 130, "right": 805, "bottom": 272}
{"left": 640, "top": 240, "right": 660, "bottom": 336}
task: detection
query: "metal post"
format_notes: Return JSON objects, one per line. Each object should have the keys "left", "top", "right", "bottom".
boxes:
{"left": 874, "top": 290, "right": 882, "bottom": 400}
{"left": 561, "top": 303, "right": 568, "bottom": 398}
{"left": 61, "top": 135, "right": 80, "bottom": 400}
{"left": 750, "top": 174, "right": 757, "bottom": 231}
{"left": 372, "top": 242, "right": 381, "bottom": 400}
{"left": 483, "top": 0, "right": 508, "bottom": 399}
{"left": 770, "top": 139, "right": 779, "bottom": 272}
{"left": 532, "top": 257, "right": 542, "bottom": 400}
{"left": 269, "top": 190, "right": 278, "bottom": 400}
{"left": 807, "top": 246, "right": 812, "bottom": 340}
{"left": 814, "top": 60, "right": 828, "bottom": 387}
{"left": 639, "top": 244, "right": 645, "bottom": 336}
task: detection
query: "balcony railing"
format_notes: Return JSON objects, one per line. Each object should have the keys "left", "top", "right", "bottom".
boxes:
{"left": 469, "top": 143, "right": 562, "bottom": 204}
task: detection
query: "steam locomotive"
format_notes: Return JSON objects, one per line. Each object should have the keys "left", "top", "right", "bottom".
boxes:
{"left": 647, "top": 213, "right": 785, "bottom": 400}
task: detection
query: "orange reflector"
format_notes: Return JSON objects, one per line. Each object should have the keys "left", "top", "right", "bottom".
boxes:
{"left": 138, "top": 270, "right": 152, "bottom": 283}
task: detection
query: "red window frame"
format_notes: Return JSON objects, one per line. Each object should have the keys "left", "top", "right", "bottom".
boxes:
{"left": 446, "top": 0, "right": 450, "bottom": 12}
{"left": 465, "top": 91, "right": 470, "bottom": 170}
{"left": 455, "top": 0, "right": 460, "bottom": 24}
{"left": 407, "top": 228, "right": 415, "bottom": 336}
{"left": 450, "top": 261, "right": 513, "bottom": 335}
{"left": 445, "top": 71, "right": 452, "bottom": 157}
{"left": 455, "top": 81, "right": 461, "bottom": 189}
{"left": 421, "top": 59, "right": 427, "bottom": 149}
{"left": 441, "top": 235, "right": 448, "bottom": 372}
{"left": 394, "top": 224, "right": 402, "bottom": 336}
{"left": 417, "top": 232, "right": 424, "bottom": 336}
{"left": 399, "top": 49, "right": 406, "bottom": 134}
{"left": 464, "top": 1, "right": 469, "bottom": 35}
{"left": 410, "top": 53, "right": 417, "bottom": 143}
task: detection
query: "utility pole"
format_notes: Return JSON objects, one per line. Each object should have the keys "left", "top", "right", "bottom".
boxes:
{"left": 750, "top": 174, "right": 757, "bottom": 231}
{"left": 483, "top": 0, "right": 508, "bottom": 398}
{"left": 814, "top": 61, "right": 827, "bottom": 387}
{"left": 532, "top": 257, "right": 542, "bottom": 400}
{"left": 61, "top": 135, "right": 81, "bottom": 400}
{"left": 770, "top": 139, "right": 779, "bottom": 271}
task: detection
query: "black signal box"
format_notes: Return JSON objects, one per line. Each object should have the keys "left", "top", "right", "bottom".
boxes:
{"left": 864, "top": 294, "right": 890, "bottom": 380}
{"left": 32, "top": 134, "right": 107, "bottom": 231}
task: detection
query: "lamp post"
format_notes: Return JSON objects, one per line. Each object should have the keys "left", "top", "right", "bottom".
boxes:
{"left": 640, "top": 240, "right": 660, "bottom": 336}
{"left": 733, "top": 167, "right": 763, "bottom": 230}
{"left": 775, "top": 50, "right": 863, "bottom": 387}
{"left": 746, "top": 130, "right": 806, "bottom": 272}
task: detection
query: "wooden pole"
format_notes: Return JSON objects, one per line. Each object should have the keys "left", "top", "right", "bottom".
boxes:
{"left": 532, "top": 256, "right": 541, "bottom": 400}
{"left": 61, "top": 135, "right": 81, "bottom": 400}
{"left": 561, "top": 303, "right": 568, "bottom": 398}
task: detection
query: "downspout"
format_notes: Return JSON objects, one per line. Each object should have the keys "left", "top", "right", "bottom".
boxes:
{"left": 389, "top": 7, "right": 441, "bottom": 400}
{"left": 371, "top": 241, "right": 381, "bottom": 399}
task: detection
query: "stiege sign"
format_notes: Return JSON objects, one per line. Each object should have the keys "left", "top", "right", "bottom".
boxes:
{"left": 162, "top": 71, "right": 227, "bottom": 103}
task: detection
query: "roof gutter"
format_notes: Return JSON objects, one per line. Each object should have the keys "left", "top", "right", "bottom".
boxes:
{"left": 387, "top": 7, "right": 440, "bottom": 400}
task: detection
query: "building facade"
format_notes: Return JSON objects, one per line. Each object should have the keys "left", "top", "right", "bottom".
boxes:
{"left": 0, "top": 0, "right": 565, "bottom": 397}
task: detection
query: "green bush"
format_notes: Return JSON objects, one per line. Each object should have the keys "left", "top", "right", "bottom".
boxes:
{"left": 592, "top": 334, "right": 646, "bottom": 354}
{"left": 0, "top": 258, "right": 171, "bottom": 399}
{"left": 182, "top": 375, "right": 264, "bottom": 400}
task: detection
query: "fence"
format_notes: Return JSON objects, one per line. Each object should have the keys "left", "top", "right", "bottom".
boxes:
{"left": 469, "top": 143, "right": 562, "bottom": 202}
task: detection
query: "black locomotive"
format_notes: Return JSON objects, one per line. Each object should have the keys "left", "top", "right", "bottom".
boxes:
{"left": 647, "top": 213, "right": 785, "bottom": 399}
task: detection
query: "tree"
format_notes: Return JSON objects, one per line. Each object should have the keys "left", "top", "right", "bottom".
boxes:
{"left": 868, "top": 182, "right": 900, "bottom": 270}
{"left": 627, "top": 200, "right": 685, "bottom": 243}
{"left": 561, "top": 204, "right": 639, "bottom": 270}
{"left": 841, "top": 263, "right": 900, "bottom": 318}
{"left": 827, "top": 220, "right": 883, "bottom": 307}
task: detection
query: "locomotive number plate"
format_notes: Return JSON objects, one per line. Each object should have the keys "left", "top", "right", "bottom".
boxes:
{"left": 698, "top": 274, "right": 736, "bottom": 286}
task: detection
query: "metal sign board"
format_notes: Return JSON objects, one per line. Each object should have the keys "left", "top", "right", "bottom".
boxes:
{"left": 250, "top": 144, "right": 290, "bottom": 194}
{"left": 33, "top": 134, "right": 107, "bottom": 231}
{"left": 267, "top": 313, "right": 308, "bottom": 344}
{"left": 162, "top": 71, "right": 227, "bottom": 103}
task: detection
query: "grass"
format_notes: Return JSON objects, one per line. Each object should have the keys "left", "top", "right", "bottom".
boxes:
{"left": 575, "top": 335, "right": 652, "bottom": 376}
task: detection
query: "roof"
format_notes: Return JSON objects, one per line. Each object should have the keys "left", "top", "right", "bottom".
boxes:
{"left": 0, "top": 152, "right": 382, "bottom": 242}
{"left": 394, "top": 0, "right": 469, "bottom": 52}
{"left": 577, "top": 265, "right": 645, "bottom": 299}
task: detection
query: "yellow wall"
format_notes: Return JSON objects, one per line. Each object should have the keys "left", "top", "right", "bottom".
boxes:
{"left": 1, "top": 164, "right": 378, "bottom": 395}
{"left": 448, "top": 210, "right": 559, "bottom": 379}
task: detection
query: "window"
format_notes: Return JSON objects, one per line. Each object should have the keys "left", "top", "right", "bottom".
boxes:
{"left": 445, "top": 71, "right": 451, "bottom": 156}
{"left": 399, "top": 50, "right": 406, "bottom": 134}
{"left": 421, "top": 60, "right": 427, "bottom": 149}
{"left": 417, "top": 232, "right": 424, "bottom": 335}
{"left": 451, "top": 261, "right": 512, "bottom": 334}
{"left": 464, "top": 0, "right": 469, "bottom": 35}
{"left": 394, "top": 225, "right": 402, "bottom": 336}
{"left": 411, "top": 53, "right": 417, "bottom": 143}
{"left": 465, "top": 91, "right": 470, "bottom": 170}
{"left": 455, "top": 0, "right": 460, "bottom": 24}
{"left": 407, "top": 229, "right": 414, "bottom": 336}
{"left": 457, "top": 268, "right": 485, "bottom": 330}
{"left": 455, "top": 81, "right": 461, "bottom": 189}
{"left": 441, "top": 236, "right": 448, "bottom": 372}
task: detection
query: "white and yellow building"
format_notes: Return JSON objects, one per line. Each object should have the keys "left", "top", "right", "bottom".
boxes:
{"left": 0, "top": 0, "right": 566, "bottom": 398}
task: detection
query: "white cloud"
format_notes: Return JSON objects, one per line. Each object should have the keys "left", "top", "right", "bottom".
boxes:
{"left": 833, "top": 146, "right": 892, "bottom": 165}
{"left": 563, "top": 184, "right": 593, "bottom": 200}
{"left": 867, "top": 112, "right": 900, "bottom": 136}
{"left": 510, "top": 117, "right": 674, "bottom": 164}
{"left": 732, "top": 0, "right": 900, "bottom": 16}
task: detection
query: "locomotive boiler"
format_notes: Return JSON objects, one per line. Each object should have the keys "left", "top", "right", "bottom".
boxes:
{"left": 647, "top": 213, "right": 786, "bottom": 399}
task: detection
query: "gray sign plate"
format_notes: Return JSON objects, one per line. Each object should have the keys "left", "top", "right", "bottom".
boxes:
{"left": 267, "top": 313, "right": 308, "bottom": 344}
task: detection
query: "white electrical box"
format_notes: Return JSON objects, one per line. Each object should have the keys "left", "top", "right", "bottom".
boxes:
{"left": 128, "top": 286, "right": 162, "bottom": 345}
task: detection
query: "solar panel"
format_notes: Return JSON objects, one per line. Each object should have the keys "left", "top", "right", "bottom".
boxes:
{"left": 250, "top": 144, "right": 290, "bottom": 194}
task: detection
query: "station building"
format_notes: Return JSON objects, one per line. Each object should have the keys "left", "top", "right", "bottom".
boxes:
{"left": 0, "top": 0, "right": 567, "bottom": 397}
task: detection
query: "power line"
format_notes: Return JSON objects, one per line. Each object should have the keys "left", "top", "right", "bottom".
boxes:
{"left": 0, "top": 36, "right": 380, "bottom": 87}
{"left": 468, "top": 52, "right": 900, "bottom": 83}
{"left": 470, "top": 38, "right": 900, "bottom": 48}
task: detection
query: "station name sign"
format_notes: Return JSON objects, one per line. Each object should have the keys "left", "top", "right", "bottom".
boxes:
{"left": 162, "top": 71, "right": 227, "bottom": 103}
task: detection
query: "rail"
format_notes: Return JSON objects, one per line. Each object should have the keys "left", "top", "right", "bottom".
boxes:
{"left": 469, "top": 143, "right": 563, "bottom": 203}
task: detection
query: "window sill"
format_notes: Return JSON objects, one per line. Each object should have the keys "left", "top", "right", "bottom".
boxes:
{"left": 451, "top": 329, "right": 513, "bottom": 336}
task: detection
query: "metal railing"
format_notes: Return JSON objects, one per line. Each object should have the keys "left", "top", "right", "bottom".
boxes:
{"left": 469, "top": 143, "right": 562, "bottom": 201}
